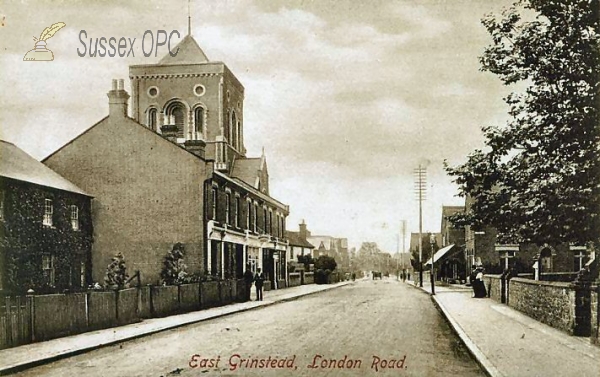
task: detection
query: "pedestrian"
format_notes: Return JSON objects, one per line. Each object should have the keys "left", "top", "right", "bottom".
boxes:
{"left": 473, "top": 266, "right": 487, "bottom": 298}
{"left": 243, "top": 264, "right": 254, "bottom": 302}
{"left": 254, "top": 268, "right": 265, "bottom": 301}
{"left": 407, "top": 272, "right": 411, "bottom": 281}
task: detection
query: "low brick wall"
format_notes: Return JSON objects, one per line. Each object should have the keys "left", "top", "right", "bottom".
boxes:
{"left": 484, "top": 274, "right": 502, "bottom": 303}
{"left": 304, "top": 272, "right": 315, "bottom": 285}
{"left": 277, "top": 279, "right": 286, "bottom": 289}
{"left": 288, "top": 273, "right": 301, "bottom": 287}
{"left": 509, "top": 278, "right": 576, "bottom": 334}
{"left": 235, "top": 280, "right": 247, "bottom": 302}
{"left": 263, "top": 280, "right": 272, "bottom": 291}
{"left": 592, "top": 285, "right": 599, "bottom": 345}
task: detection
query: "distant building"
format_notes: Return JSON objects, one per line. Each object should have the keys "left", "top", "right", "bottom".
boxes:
{"left": 286, "top": 220, "right": 315, "bottom": 263}
{"left": 307, "top": 233, "right": 349, "bottom": 271}
{"left": 0, "top": 141, "right": 93, "bottom": 293}
{"left": 44, "top": 34, "right": 289, "bottom": 286}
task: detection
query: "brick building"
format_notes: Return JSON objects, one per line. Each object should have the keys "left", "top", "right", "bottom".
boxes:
{"left": 464, "top": 195, "right": 590, "bottom": 278}
{"left": 286, "top": 220, "right": 315, "bottom": 263}
{"left": 0, "top": 141, "right": 93, "bottom": 293}
{"left": 44, "top": 33, "right": 289, "bottom": 286}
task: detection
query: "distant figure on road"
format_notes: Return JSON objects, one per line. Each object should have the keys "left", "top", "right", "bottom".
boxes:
{"left": 351, "top": 272, "right": 356, "bottom": 281}
{"left": 254, "top": 268, "right": 265, "bottom": 301}
{"left": 244, "top": 264, "right": 254, "bottom": 301}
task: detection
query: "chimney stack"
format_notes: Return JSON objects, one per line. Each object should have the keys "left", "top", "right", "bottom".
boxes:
{"left": 299, "top": 219, "right": 308, "bottom": 239}
{"left": 160, "top": 124, "right": 179, "bottom": 143}
{"left": 107, "top": 78, "right": 130, "bottom": 118}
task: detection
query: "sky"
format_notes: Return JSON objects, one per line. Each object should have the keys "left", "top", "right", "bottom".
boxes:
{"left": 0, "top": 0, "right": 516, "bottom": 253}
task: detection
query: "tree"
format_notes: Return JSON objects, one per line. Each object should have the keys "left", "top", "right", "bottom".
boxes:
{"left": 104, "top": 252, "right": 129, "bottom": 289}
{"left": 160, "top": 243, "right": 188, "bottom": 285}
{"left": 297, "top": 254, "right": 314, "bottom": 270}
{"left": 314, "top": 255, "right": 337, "bottom": 271}
{"left": 445, "top": 0, "right": 600, "bottom": 246}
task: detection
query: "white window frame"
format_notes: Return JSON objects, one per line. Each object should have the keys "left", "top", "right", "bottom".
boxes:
{"left": 71, "top": 205, "right": 79, "bottom": 231}
{"left": 43, "top": 199, "right": 53, "bottom": 227}
{"left": 42, "top": 254, "right": 55, "bottom": 285}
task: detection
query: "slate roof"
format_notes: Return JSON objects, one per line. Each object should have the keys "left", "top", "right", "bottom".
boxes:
{"left": 159, "top": 35, "right": 209, "bottom": 65}
{"left": 286, "top": 231, "right": 315, "bottom": 248}
{"left": 0, "top": 140, "right": 90, "bottom": 196}
{"left": 231, "top": 157, "right": 262, "bottom": 188}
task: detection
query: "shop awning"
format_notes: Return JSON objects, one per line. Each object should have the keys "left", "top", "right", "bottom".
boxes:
{"left": 424, "top": 244, "right": 456, "bottom": 266}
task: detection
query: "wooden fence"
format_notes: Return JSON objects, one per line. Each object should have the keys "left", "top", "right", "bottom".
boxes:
{"left": 0, "top": 279, "right": 248, "bottom": 350}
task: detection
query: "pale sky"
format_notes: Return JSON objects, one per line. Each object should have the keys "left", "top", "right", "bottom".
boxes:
{"left": 0, "top": 0, "right": 515, "bottom": 252}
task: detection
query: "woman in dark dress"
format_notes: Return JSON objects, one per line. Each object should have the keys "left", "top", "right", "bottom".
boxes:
{"left": 473, "top": 267, "right": 487, "bottom": 298}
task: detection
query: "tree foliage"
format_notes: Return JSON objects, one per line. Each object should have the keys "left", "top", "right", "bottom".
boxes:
{"left": 160, "top": 242, "right": 188, "bottom": 285}
{"left": 410, "top": 233, "right": 439, "bottom": 266}
{"left": 104, "top": 252, "right": 129, "bottom": 289}
{"left": 297, "top": 254, "right": 315, "bottom": 270}
{"left": 314, "top": 255, "right": 337, "bottom": 271}
{"left": 446, "top": 0, "right": 600, "bottom": 245}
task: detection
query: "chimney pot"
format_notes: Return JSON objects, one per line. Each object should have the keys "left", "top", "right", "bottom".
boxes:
{"left": 118, "top": 79, "right": 124, "bottom": 90}
{"left": 112, "top": 79, "right": 117, "bottom": 91}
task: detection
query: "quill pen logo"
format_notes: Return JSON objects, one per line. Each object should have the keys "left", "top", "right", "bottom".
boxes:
{"left": 23, "top": 22, "right": 66, "bottom": 61}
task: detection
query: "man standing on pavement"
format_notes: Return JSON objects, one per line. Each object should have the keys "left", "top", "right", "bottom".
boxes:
{"left": 243, "top": 264, "right": 254, "bottom": 302}
{"left": 254, "top": 268, "right": 265, "bottom": 301}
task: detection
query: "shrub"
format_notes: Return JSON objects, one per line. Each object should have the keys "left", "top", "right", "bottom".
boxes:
{"left": 160, "top": 243, "right": 188, "bottom": 285}
{"left": 104, "top": 252, "right": 129, "bottom": 289}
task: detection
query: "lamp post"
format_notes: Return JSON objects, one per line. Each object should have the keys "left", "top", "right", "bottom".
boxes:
{"left": 430, "top": 233, "right": 436, "bottom": 295}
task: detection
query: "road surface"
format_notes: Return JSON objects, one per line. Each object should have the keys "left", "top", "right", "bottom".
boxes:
{"left": 11, "top": 279, "right": 484, "bottom": 376}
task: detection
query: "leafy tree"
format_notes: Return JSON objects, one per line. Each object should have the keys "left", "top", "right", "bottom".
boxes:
{"left": 445, "top": 0, "right": 600, "bottom": 246}
{"left": 104, "top": 252, "right": 129, "bottom": 289}
{"left": 160, "top": 243, "right": 188, "bottom": 285}
{"left": 314, "top": 255, "right": 337, "bottom": 271}
{"left": 297, "top": 254, "right": 314, "bottom": 270}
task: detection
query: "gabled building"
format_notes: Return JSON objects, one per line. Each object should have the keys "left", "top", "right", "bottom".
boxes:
{"left": 0, "top": 141, "right": 93, "bottom": 293}
{"left": 44, "top": 33, "right": 289, "bottom": 286}
{"left": 286, "top": 220, "right": 315, "bottom": 263}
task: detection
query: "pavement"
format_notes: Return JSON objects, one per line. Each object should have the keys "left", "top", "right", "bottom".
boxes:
{"left": 0, "top": 281, "right": 350, "bottom": 375}
{"left": 405, "top": 279, "right": 600, "bottom": 377}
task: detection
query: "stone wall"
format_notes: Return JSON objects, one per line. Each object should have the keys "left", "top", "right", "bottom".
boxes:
{"left": 484, "top": 274, "right": 502, "bottom": 302}
{"left": 508, "top": 278, "right": 575, "bottom": 334}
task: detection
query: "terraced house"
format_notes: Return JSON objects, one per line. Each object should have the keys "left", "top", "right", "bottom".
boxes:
{"left": 0, "top": 141, "right": 93, "bottom": 294}
{"left": 44, "top": 33, "right": 289, "bottom": 286}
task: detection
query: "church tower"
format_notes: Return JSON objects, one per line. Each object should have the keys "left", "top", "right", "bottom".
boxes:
{"left": 129, "top": 34, "right": 246, "bottom": 167}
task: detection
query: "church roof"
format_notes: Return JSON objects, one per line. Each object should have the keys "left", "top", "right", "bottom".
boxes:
{"left": 158, "top": 35, "right": 209, "bottom": 65}
{"left": 231, "top": 157, "right": 262, "bottom": 188}
{"left": 0, "top": 140, "right": 90, "bottom": 196}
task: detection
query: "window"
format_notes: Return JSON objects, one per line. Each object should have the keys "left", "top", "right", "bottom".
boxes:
{"left": 43, "top": 199, "right": 53, "bottom": 226}
{"left": 211, "top": 188, "right": 217, "bottom": 220}
{"left": 230, "top": 111, "right": 237, "bottom": 146}
{"left": 0, "top": 190, "right": 4, "bottom": 221}
{"left": 42, "top": 254, "right": 55, "bottom": 285}
{"left": 147, "top": 86, "right": 159, "bottom": 97}
{"left": 71, "top": 205, "right": 79, "bottom": 230}
{"left": 235, "top": 196, "right": 240, "bottom": 228}
{"left": 194, "top": 107, "right": 204, "bottom": 135}
{"left": 147, "top": 108, "right": 157, "bottom": 131}
{"left": 246, "top": 200, "right": 251, "bottom": 230}
{"left": 193, "top": 84, "right": 205, "bottom": 96}
{"left": 225, "top": 193, "right": 230, "bottom": 225}
{"left": 165, "top": 101, "right": 186, "bottom": 138}
{"left": 269, "top": 210, "right": 273, "bottom": 235}
{"left": 253, "top": 203, "right": 258, "bottom": 233}
{"left": 263, "top": 207, "right": 267, "bottom": 234}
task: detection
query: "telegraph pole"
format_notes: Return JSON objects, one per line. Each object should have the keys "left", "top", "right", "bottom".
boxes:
{"left": 414, "top": 165, "right": 427, "bottom": 287}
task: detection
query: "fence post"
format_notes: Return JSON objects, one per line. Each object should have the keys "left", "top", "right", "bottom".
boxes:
{"left": 5, "top": 297, "right": 12, "bottom": 346}
{"left": 84, "top": 292, "right": 90, "bottom": 330}
{"left": 27, "top": 294, "right": 35, "bottom": 343}
{"left": 115, "top": 289, "right": 120, "bottom": 323}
